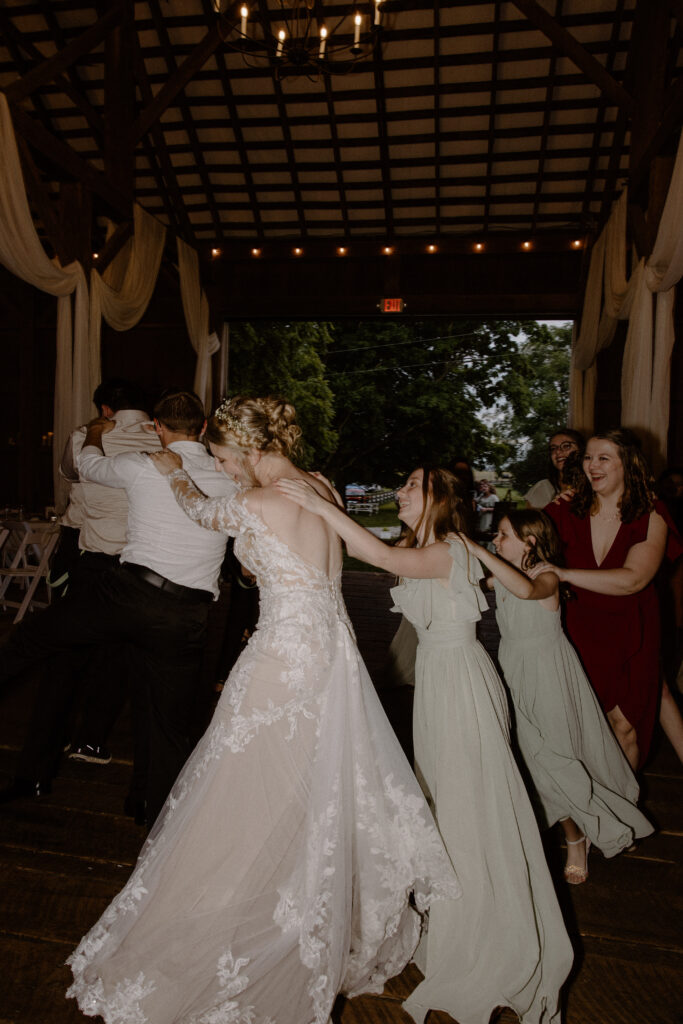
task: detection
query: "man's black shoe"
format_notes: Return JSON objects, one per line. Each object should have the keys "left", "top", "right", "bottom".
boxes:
{"left": 0, "top": 778, "right": 52, "bottom": 803}
{"left": 124, "top": 794, "right": 147, "bottom": 827}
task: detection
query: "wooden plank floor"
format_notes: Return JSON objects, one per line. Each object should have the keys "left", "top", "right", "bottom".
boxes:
{"left": 0, "top": 573, "right": 681, "bottom": 1024}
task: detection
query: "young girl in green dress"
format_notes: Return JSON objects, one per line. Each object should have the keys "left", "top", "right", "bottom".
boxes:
{"left": 463, "top": 509, "right": 653, "bottom": 883}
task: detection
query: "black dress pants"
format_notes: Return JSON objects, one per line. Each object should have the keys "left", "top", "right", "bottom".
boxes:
{"left": 0, "top": 563, "right": 210, "bottom": 826}
{"left": 14, "top": 551, "right": 119, "bottom": 783}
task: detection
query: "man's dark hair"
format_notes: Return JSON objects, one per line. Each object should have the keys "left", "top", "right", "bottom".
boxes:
{"left": 153, "top": 389, "right": 205, "bottom": 435}
{"left": 93, "top": 378, "right": 146, "bottom": 414}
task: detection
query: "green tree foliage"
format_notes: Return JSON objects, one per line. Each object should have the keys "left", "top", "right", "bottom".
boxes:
{"left": 320, "top": 318, "right": 549, "bottom": 488}
{"left": 227, "top": 321, "right": 338, "bottom": 469}
{"left": 226, "top": 318, "right": 571, "bottom": 491}
{"left": 499, "top": 321, "right": 572, "bottom": 492}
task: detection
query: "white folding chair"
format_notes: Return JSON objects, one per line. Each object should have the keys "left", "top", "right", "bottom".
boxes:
{"left": 0, "top": 521, "right": 60, "bottom": 623}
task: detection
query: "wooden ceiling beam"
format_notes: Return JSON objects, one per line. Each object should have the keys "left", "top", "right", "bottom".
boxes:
{"left": 433, "top": 0, "right": 442, "bottom": 237}
{"left": 0, "top": 7, "right": 104, "bottom": 144}
{"left": 132, "top": 15, "right": 232, "bottom": 144}
{"left": 255, "top": 0, "right": 307, "bottom": 240}
{"left": 583, "top": 0, "right": 628, "bottom": 230}
{"left": 209, "top": 40, "right": 265, "bottom": 245}
{"left": 371, "top": 31, "right": 394, "bottom": 243}
{"left": 9, "top": 105, "right": 129, "bottom": 217}
{"left": 628, "top": 73, "right": 683, "bottom": 197}
{"left": 148, "top": 0, "right": 224, "bottom": 243}
{"left": 57, "top": 68, "right": 624, "bottom": 109}
{"left": 489, "top": 0, "right": 638, "bottom": 115}
{"left": 627, "top": 0, "right": 676, "bottom": 257}
{"left": 133, "top": 42, "right": 196, "bottom": 243}
{"left": 4, "top": 1, "right": 126, "bottom": 104}
{"left": 104, "top": 0, "right": 135, "bottom": 206}
{"left": 484, "top": 1, "right": 502, "bottom": 233}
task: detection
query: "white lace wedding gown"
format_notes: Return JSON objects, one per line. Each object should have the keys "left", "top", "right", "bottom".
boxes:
{"left": 67, "top": 474, "right": 460, "bottom": 1024}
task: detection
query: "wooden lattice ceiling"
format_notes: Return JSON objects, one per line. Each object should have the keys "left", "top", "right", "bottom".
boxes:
{"left": 1, "top": 1, "right": 682, "bottom": 317}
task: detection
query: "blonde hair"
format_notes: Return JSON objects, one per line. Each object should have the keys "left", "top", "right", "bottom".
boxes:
{"left": 206, "top": 395, "right": 302, "bottom": 457}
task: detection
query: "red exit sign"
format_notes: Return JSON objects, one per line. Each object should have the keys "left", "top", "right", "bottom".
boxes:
{"left": 381, "top": 298, "right": 404, "bottom": 313}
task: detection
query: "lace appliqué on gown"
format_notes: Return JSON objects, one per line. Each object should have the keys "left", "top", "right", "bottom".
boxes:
{"left": 67, "top": 471, "right": 459, "bottom": 1024}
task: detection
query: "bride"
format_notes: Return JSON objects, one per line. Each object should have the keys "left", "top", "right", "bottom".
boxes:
{"left": 67, "top": 395, "right": 459, "bottom": 1024}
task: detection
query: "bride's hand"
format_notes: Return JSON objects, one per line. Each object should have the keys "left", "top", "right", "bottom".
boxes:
{"left": 275, "top": 477, "right": 331, "bottom": 513}
{"left": 148, "top": 450, "right": 183, "bottom": 476}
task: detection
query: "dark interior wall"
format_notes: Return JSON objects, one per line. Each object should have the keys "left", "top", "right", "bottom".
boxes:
{"left": 100, "top": 284, "right": 198, "bottom": 413}
{"left": 0, "top": 268, "right": 56, "bottom": 512}
{"left": 0, "top": 268, "right": 199, "bottom": 511}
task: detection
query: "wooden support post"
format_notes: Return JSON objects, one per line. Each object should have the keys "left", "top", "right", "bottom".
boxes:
{"left": 59, "top": 182, "right": 93, "bottom": 269}
{"left": 104, "top": 0, "right": 135, "bottom": 211}
{"left": 628, "top": 0, "right": 674, "bottom": 258}
{"left": 18, "top": 279, "right": 36, "bottom": 511}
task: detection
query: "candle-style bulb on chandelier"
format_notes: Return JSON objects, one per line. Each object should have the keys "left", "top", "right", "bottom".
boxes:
{"left": 213, "top": 0, "right": 384, "bottom": 77}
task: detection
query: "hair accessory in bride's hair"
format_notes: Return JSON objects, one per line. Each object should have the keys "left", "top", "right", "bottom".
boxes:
{"left": 213, "top": 399, "right": 254, "bottom": 447}
{"left": 213, "top": 398, "right": 232, "bottom": 423}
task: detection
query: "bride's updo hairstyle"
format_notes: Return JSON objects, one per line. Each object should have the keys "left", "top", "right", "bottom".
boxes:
{"left": 403, "top": 466, "right": 470, "bottom": 548}
{"left": 206, "top": 395, "right": 302, "bottom": 458}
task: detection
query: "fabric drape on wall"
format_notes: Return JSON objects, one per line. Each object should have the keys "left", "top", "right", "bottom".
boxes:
{"left": 571, "top": 130, "right": 683, "bottom": 467}
{"left": 0, "top": 93, "right": 88, "bottom": 509}
{"left": 570, "top": 193, "right": 637, "bottom": 434}
{"left": 640, "top": 130, "right": 683, "bottom": 460}
{"left": 89, "top": 204, "right": 166, "bottom": 399}
{"left": 177, "top": 237, "right": 219, "bottom": 411}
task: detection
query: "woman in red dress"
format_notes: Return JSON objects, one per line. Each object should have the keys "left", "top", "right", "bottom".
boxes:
{"left": 538, "top": 429, "right": 682, "bottom": 771}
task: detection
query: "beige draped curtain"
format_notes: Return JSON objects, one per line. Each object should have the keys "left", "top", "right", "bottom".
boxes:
{"left": 177, "top": 237, "right": 220, "bottom": 411}
{"left": 570, "top": 130, "right": 683, "bottom": 467}
{"left": 89, "top": 204, "right": 167, "bottom": 399}
{"left": 0, "top": 93, "right": 89, "bottom": 509}
{"left": 0, "top": 95, "right": 217, "bottom": 504}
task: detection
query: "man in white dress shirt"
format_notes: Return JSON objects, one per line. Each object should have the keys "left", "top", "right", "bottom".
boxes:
{"left": 0, "top": 390, "right": 236, "bottom": 826}
{"left": 57, "top": 379, "right": 161, "bottom": 763}
{"left": 0, "top": 380, "right": 160, "bottom": 805}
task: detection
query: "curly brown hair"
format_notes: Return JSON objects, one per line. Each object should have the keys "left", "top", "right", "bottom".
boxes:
{"left": 571, "top": 428, "right": 655, "bottom": 523}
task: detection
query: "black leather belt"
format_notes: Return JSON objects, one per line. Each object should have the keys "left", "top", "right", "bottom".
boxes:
{"left": 120, "top": 561, "right": 213, "bottom": 603}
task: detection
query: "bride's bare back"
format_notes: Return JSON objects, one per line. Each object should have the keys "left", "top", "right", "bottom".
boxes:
{"left": 247, "top": 471, "right": 343, "bottom": 579}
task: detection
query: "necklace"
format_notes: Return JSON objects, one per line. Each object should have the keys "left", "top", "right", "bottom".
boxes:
{"left": 591, "top": 508, "right": 621, "bottom": 522}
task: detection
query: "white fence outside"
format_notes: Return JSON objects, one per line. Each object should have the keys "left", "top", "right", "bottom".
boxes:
{"left": 345, "top": 489, "right": 397, "bottom": 514}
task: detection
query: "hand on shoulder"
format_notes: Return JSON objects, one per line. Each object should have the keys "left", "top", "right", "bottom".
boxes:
{"left": 86, "top": 415, "right": 116, "bottom": 434}
{"left": 148, "top": 450, "right": 183, "bottom": 476}
{"left": 274, "top": 476, "right": 333, "bottom": 514}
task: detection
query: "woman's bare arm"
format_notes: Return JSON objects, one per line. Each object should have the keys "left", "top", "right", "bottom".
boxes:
{"left": 529, "top": 510, "right": 667, "bottom": 595}
{"left": 463, "top": 536, "right": 558, "bottom": 600}
{"left": 275, "top": 477, "right": 453, "bottom": 578}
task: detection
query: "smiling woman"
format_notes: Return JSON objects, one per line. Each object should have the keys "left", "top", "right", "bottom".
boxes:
{"left": 542, "top": 429, "right": 683, "bottom": 769}
{"left": 525, "top": 427, "right": 585, "bottom": 508}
